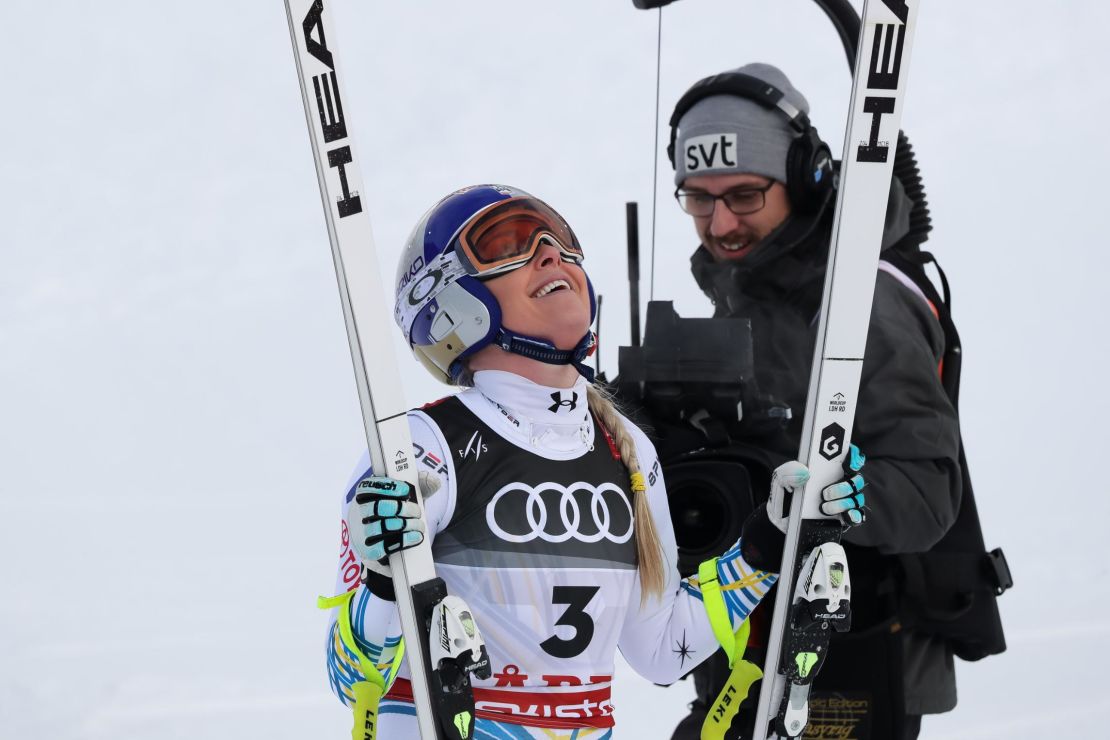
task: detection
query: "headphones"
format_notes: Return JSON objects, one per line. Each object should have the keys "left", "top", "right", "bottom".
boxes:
{"left": 668, "top": 72, "right": 835, "bottom": 212}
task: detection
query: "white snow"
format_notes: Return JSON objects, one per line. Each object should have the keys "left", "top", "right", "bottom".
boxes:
{"left": 2, "top": 1, "right": 1105, "bottom": 737}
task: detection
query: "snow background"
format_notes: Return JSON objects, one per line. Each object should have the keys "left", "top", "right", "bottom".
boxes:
{"left": 1, "top": 0, "right": 1105, "bottom": 737}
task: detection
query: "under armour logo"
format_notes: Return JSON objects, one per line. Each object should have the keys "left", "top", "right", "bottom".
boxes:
{"left": 548, "top": 390, "right": 581, "bottom": 414}
{"left": 548, "top": 391, "right": 578, "bottom": 413}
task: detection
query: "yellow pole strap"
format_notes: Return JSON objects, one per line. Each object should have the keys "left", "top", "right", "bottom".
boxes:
{"left": 695, "top": 559, "right": 764, "bottom": 740}
{"left": 318, "top": 591, "right": 407, "bottom": 740}
{"left": 697, "top": 558, "right": 737, "bottom": 667}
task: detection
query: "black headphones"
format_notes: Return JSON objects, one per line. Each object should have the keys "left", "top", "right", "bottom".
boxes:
{"left": 668, "top": 72, "right": 835, "bottom": 212}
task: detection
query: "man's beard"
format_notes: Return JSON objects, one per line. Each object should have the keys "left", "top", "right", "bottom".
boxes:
{"left": 706, "top": 218, "right": 793, "bottom": 263}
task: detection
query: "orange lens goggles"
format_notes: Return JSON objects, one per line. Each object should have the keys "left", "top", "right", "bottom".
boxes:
{"left": 453, "top": 197, "right": 584, "bottom": 277}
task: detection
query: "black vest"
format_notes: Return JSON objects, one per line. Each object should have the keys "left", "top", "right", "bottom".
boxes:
{"left": 420, "top": 396, "right": 639, "bottom": 572}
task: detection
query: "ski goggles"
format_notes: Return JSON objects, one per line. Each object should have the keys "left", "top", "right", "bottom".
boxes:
{"left": 452, "top": 197, "right": 584, "bottom": 278}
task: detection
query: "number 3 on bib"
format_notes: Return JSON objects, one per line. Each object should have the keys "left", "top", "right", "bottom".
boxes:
{"left": 540, "top": 586, "right": 599, "bottom": 658}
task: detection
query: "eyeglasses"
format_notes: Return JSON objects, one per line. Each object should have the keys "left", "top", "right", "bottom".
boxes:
{"left": 674, "top": 180, "right": 776, "bottom": 217}
{"left": 452, "top": 197, "right": 584, "bottom": 278}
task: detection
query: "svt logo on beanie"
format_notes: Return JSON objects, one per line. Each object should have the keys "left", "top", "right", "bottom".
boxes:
{"left": 684, "top": 133, "right": 738, "bottom": 173}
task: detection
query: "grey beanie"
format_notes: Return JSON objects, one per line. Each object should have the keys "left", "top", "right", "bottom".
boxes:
{"left": 674, "top": 63, "right": 809, "bottom": 186}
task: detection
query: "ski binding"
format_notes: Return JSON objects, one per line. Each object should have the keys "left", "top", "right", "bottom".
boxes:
{"left": 778, "top": 542, "right": 852, "bottom": 737}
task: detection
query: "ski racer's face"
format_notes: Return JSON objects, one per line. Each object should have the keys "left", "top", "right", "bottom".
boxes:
{"left": 482, "top": 238, "right": 592, "bottom": 351}
{"left": 682, "top": 173, "right": 792, "bottom": 262}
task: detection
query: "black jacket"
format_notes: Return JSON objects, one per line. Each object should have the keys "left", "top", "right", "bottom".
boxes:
{"left": 690, "top": 181, "right": 962, "bottom": 714}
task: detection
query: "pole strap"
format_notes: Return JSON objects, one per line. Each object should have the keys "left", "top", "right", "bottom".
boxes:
{"left": 318, "top": 590, "right": 407, "bottom": 740}
{"left": 697, "top": 558, "right": 764, "bottom": 740}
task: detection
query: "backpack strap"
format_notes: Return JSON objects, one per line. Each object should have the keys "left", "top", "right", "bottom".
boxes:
{"left": 878, "top": 260, "right": 937, "bottom": 318}
{"left": 879, "top": 250, "right": 963, "bottom": 408}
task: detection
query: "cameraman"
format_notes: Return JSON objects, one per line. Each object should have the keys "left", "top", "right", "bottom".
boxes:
{"left": 666, "top": 63, "right": 961, "bottom": 740}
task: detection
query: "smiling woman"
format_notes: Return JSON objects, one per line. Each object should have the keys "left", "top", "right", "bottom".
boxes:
{"left": 394, "top": 186, "right": 597, "bottom": 387}
{"left": 320, "top": 184, "right": 869, "bottom": 739}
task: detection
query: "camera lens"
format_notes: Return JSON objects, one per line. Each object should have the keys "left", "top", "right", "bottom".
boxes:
{"left": 664, "top": 457, "right": 756, "bottom": 577}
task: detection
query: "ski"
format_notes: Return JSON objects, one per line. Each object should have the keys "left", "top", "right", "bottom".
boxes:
{"left": 751, "top": 1, "right": 923, "bottom": 737}
{"left": 284, "top": 2, "right": 485, "bottom": 738}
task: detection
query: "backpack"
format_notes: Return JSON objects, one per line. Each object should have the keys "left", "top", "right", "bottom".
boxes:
{"left": 877, "top": 134, "right": 1012, "bottom": 660}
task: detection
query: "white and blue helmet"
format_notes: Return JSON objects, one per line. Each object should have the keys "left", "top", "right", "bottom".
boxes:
{"left": 394, "top": 185, "right": 596, "bottom": 384}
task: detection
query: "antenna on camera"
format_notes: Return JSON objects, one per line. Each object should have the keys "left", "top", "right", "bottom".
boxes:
{"left": 626, "top": 202, "right": 642, "bottom": 348}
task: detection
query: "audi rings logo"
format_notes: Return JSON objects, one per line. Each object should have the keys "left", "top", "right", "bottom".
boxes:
{"left": 486, "top": 482, "right": 633, "bottom": 545}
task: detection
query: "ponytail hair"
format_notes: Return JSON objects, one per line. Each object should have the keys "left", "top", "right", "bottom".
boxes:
{"left": 586, "top": 384, "right": 666, "bottom": 602}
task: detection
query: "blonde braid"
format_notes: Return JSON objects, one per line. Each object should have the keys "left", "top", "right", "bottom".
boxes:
{"left": 586, "top": 384, "right": 665, "bottom": 601}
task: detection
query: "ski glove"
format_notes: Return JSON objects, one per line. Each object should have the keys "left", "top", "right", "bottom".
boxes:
{"left": 766, "top": 445, "right": 868, "bottom": 531}
{"left": 740, "top": 447, "right": 867, "bottom": 573}
{"left": 821, "top": 444, "right": 867, "bottom": 525}
{"left": 346, "top": 475, "right": 429, "bottom": 568}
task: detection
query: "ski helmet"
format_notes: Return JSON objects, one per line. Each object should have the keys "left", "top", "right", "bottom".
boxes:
{"left": 394, "top": 185, "right": 597, "bottom": 384}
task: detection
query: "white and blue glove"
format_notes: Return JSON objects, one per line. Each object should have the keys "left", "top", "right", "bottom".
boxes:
{"left": 767, "top": 444, "right": 868, "bottom": 530}
{"left": 346, "top": 475, "right": 429, "bottom": 573}
{"left": 819, "top": 444, "right": 867, "bottom": 525}
{"left": 741, "top": 446, "right": 867, "bottom": 573}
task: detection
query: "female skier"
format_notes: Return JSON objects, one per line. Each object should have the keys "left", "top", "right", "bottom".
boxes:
{"left": 324, "top": 185, "right": 866, "bottom": 739}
